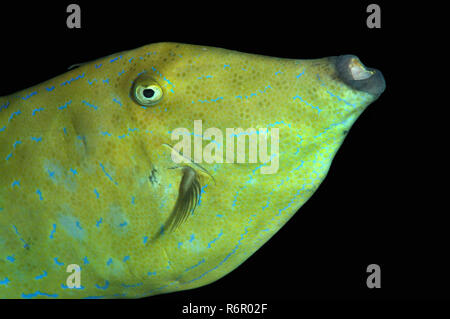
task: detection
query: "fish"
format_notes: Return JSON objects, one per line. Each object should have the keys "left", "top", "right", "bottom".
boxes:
{"left": 0, "top": 42, "right": 385, "bottom": 298}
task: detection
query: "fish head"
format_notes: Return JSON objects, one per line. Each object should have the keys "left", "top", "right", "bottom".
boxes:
{"left": 96, "top": 43, "right": 385, "bottom": 293}
{"left": 118, "top": 43, "right": 385, "bottom": 175}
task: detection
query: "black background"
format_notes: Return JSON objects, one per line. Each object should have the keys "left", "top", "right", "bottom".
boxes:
{"left": 0, "top": 0, "right": 444, "bottom": 314}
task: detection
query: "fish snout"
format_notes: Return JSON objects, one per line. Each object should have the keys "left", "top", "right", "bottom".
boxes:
{"left": 335, "top": 55, "right": 385, "bottom": 97}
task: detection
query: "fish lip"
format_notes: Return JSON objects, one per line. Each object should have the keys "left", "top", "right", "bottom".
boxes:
{"left": 335, "top": 54, "right": 386, "bottom": 97}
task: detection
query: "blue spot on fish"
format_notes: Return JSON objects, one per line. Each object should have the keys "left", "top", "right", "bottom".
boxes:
{"left": 0, "top": 277, "right": 10, "bottom": 286}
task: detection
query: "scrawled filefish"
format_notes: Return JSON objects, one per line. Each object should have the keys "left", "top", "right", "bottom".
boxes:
{"left": 0, "top": 42, "right": 385, "bottom": 298}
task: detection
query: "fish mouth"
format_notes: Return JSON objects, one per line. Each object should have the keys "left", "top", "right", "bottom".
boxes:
{"left": 335, "top": 55, "right": 386, "bottom": 97}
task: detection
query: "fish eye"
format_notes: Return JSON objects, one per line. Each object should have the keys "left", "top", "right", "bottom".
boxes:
{"left": 131, "top": 75, "right": 163, "bottom": 106}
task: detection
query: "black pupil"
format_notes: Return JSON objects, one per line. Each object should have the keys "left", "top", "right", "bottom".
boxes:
{"left": 143, "top": 88, "right": 155, "bottom": 98}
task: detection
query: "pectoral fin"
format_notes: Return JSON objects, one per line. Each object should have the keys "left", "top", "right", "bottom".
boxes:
{"left": 165, "top": 166, "right": 201, "bottom": 232}
{"left": 162, "top": 144, "right": 214, "bottom": 232}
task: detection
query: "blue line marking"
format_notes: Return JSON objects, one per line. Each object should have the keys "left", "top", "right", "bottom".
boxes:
{"left": 96, "top": 218, "right": 103, "bottom": 227}
{"left": 112, "top": 98, "right": 122, "bottom": 106}
{"left": 36, "top": 189, "right": 43, "bottom": 200}
{"left": 94, "top": 189, "right": 100, "bottom": 198}
{"left": 95, "top": 280, "right": 110, "bottom": 290}
{"left": 49, "top": 224, "right": 56, "bottom": 239}
{"left": 35, "top": 271, "right": 48, "bottom": 280}
{"left": 31, "top": 136, "right": 42, "bottom": 142}
{"left": 82, "top": 100, "right": 98, "bottom": 110}
{"left": 22, "top": 91, "right": 37, "bottom": 100}
{"left": 293, "top": 95, "right": 322, "bottom": 114}
{"left": 106, "top": 258, "right": 113, "bottom": 266}
{"left": 99, "top": 163, "right": 118, "bottom": 185}
{"left": 58, "top": 100, "right": 72, "bottom": 110}
{"left": 8, "top": 110, "right": 21, "bottom": 122}
{"left": 296, "top": 69, "right": 305, "bottom": 78}
{"left": 184, "top": 258, "right": 205, "bottom": 272}
{"left": 46, "top": 86, "right": 55, "bottom": 92}
{"left": 54, "top": 257, "right": 64, "bottom": 266}
{"left": 22, "top": 291, "right": 58, "bottom": 299}
{"left": 12, "top": 180, "right": 20, "bottom": 187}
{"left": 61, "top": 284, "right": 85, "bottom": 290}
{"left": 83, "top": 256, "right": 89, "bottom": 264}
{"left": 60, "top": 73, "right": 85, "bottom": 86}
{"left": 110, "top": 56, "right": 122, "bottom": 63}
{"left": 12, "top": 225, "right": 29, "bottom": 248}
{"left": 207, "top": 230, "right": 223, "bottom": 248}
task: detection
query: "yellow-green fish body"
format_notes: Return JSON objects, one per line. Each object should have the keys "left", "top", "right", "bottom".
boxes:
{"left": 0, "top": 42, "right": 384, "bottom": 298}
